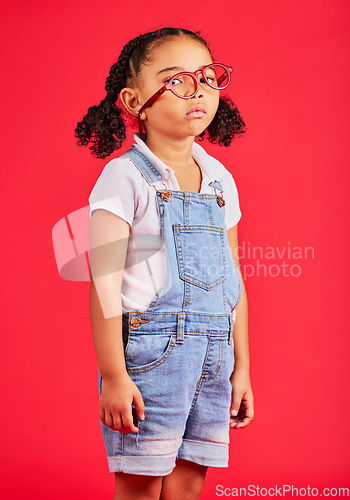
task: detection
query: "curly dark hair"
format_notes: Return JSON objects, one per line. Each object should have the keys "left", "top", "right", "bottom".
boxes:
{"left": 75, "top": 27, "right": 247, "bottom": 159}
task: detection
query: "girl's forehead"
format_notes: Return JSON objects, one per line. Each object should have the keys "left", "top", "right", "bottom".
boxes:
{"left": 147, "top": 37, "right": 212, "bottom": 72}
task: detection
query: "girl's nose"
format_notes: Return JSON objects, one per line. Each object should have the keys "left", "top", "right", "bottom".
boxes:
{"left": 192, "top": 89, "right": 204, "bottom": 99}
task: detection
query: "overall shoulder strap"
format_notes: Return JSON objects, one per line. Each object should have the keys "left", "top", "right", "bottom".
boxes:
{"left": 209, "top": 180, "right": 223, "bottom": 191}
{"left": 120, "top": 148, "right": 163, "bottom": 185}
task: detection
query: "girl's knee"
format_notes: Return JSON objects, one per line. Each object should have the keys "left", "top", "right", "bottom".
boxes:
{"left": 160, "top": 460, "right": 207, "bottom": 500}
{"left": 160, "top": 481, "right": 205, "bottom": 500}
{"left": 114, "top": 472, "right": 163, "bottom": 500}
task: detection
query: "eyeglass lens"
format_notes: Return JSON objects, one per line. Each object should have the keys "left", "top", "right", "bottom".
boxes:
{"left": 170, "top": 65, "right": 229, "bottom": 97}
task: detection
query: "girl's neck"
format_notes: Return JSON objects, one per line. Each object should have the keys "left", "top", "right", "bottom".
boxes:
{"left": 143, "top": 131, "right": 196, "bottom": 171}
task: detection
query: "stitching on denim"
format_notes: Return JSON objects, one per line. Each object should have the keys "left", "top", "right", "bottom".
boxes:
{"left": 123, "top": 154, "right": 154, "bottom": 184}
{"left": 181, "top": 438, "right": 228, "bottom": 449}
{"left": 109, "top": 442, "right": 123, "bottom": 472}
{"left": 208, "top": 199, "right": 215, "bottom": 226}
{"left": 123, "top": 150, "right": 163, "bottom": 183}
{"left": 233, "top": 262, "right": 243, "bottom": 308}
{"left": 126, "top": 335, "right": 177, "bottom": 374}
{"left": 126, "top": 312, "right": 231, "bottom": 318}
{"left": 180, "top": 273, "right": 227, "bottom": 289}
{"left": 203, "top": 339, "right": 224, "bottom": 382}
{"left": 187, "top": 337, "right": 212, "bottom": 419}
{"left": 184, "top": 280, "right": 190, "bottom": 311}
{"left": 127, "top": 330, "right": 229, "bottom": 336}
{"left": 221, "top": 277, "right": 227, "bottom": 311}
{"left": 184, "top": 198, "right": 192, "bottom": 309}
{"left": 173, "top": 223, "right": 183, "bottom": 285}
{"left": 169, "top": 191, "right": 218, "bottom": 199}
{"left": 108, "top": 455, "right": 123, "bottom": 473}
{"left": 220, "top": 223, "right": 227, "bottom": 282}
{"left": 184, "top": 192, "right": 190, "bottom": 225}
{"left": 124, "top": 155, "right": 156, "bottom": 184}
{"left": 175, "top": 224, "right": 226, "bottom": 231}
{"left": 176, "top": 313, "right": 186, "bottom": 343}
{"left": 136, "top": 418, "right": 140, "bottom": 447}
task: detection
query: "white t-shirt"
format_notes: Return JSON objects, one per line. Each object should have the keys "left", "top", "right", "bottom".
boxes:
{"left": 89, "top": 132, "right": 242, "bottom": 312}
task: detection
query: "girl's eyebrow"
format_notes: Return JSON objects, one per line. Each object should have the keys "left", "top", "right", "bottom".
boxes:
{"left": 156, "top": 64, "right": 208, "bottom": 76}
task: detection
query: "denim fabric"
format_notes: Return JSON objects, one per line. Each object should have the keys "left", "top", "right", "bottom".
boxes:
{"left": 97, "top": 148, "right": 242, "bottom": 476}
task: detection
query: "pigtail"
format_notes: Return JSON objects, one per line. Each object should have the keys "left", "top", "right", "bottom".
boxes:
{"left": 74, "top": 97, "right": 125, "bottom": 159}
{"left": 74, "top": 36, "right": 143, "bottom": 159}
{"left": 197, "top": 96, "right": 248, "bottom": 147}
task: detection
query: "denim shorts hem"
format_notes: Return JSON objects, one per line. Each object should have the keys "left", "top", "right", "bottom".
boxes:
{"left": 177, "top": 438, "right": 229, "bottom": 468}
{"left": 107, "top": 454, "right": 177, "bottom": 476}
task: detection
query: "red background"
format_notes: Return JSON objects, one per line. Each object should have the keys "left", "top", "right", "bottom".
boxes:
{"left": 1, "top": 0, "right": 349, "bottom": 498}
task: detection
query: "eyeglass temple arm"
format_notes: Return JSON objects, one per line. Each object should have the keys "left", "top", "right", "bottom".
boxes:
{"left": 138, "top": 86, "right": 167, "bottom": 134}
{"left": 217, "top": 66, "right": 233, "bottom": 87}
{"left": 138, "top": 86, "right": 167, "bottom": 119}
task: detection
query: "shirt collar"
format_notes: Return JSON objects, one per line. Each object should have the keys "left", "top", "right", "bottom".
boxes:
{"left": 130, "top": 132, "right": 224, "bottom": 185}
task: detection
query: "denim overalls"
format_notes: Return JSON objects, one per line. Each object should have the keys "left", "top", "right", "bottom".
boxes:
{"left": 97, "top": 148, "right": 242, "bottom": 476}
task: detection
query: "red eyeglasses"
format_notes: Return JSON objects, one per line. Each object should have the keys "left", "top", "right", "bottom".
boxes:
{"left": 137, "top": 63, "right": 233, "bottom": 134}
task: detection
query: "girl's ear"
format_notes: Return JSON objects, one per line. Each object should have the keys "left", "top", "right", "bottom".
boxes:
{"left": 119, "top": 87, "right": 146, "bottom": 119}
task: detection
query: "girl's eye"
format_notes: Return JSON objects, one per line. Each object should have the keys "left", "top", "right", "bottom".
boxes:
{"left": 164, "top": 76, "right": 181, "bottom": 85}
{"left": 201, "top": 76, "right": 215, "bottom": 85}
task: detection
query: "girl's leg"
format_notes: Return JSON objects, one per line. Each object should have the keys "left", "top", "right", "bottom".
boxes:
{"left": 160, "top": 458, "right": 208, "bottom": 500}
{"left": 114, "top": 472, "right": 163, "bottom": 500}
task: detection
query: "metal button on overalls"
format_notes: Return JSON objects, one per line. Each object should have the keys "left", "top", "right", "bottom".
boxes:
{"left": 130, "top": 316, "right": 142, "bottom": 328}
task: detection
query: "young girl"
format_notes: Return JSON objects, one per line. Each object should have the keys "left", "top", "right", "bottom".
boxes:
{"left": 76, "top": 27, "right": 254, "bottom": 500}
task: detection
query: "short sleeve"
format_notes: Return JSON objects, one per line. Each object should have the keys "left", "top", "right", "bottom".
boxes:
{"left": 225, "top": 173, "right": 242, "bottom": 229}
{"left": 88, "top": 157, "right": 138, "bottom": 226}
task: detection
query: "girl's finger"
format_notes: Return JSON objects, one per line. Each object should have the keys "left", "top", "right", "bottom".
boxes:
{"left": 121, "top": 407, "right": 139, "bottom": 434}
{"left": 235, "top": 416, "right": 254, "bottom": 428}
{"left": 99, "top": 407, "right": 106, "bottom": 425}
{"left": 112, "top": 412, "right": 123, "bottom": 432}
{"left": 104, "top": 412, "right": 114, "bottom": 430}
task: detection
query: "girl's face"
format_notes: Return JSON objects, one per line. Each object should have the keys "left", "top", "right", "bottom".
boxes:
{"left": 135, "top": 37, "right": 220, "bottom": 140}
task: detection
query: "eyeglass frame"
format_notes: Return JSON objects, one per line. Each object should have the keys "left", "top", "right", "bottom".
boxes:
{"left": 137, "top": 63, "right": 233, "bottom": 134}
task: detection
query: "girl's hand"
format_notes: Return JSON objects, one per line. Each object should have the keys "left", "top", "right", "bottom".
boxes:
{"left": 229, "top": 369, "right": 254, "bottom": 429}
{"left": 99, "top": 373, "right": 145, "bottom": 433}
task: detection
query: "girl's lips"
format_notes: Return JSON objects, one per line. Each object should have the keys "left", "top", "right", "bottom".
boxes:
{"left": 185, "top": 111, "right": 206, "bottom": 119}
{"left": 186, "top": 104, "right": 207, "bottom": 119}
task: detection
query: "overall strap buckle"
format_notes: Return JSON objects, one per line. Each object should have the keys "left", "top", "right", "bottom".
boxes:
{"left": 209, "top": 180, "right": 226, "bottom": 207}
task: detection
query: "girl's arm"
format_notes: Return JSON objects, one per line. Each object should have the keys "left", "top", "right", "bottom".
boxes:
{"left": 227, "top": 224, "right": 254, "bottom": 429}
{"left": 90, "top": 209, "right": 145, "bottom": 433}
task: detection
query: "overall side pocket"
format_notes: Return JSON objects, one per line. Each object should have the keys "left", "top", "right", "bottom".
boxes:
{"left": 125, "top": 333, "right": 176, "bottom": 374}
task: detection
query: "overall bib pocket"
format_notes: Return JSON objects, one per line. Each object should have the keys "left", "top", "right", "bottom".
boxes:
{"left": 124, "top": 333, "right": 177, "bottom": 374}
{"left": 173, "top": 224, "right": 227, "bottom": 290}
